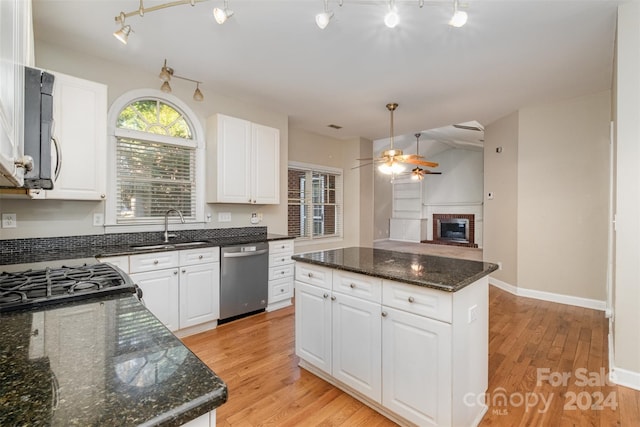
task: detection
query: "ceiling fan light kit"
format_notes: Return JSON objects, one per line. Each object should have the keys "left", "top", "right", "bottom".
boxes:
{"left": 113, "top": 0, "right": 467, "bottom": 42}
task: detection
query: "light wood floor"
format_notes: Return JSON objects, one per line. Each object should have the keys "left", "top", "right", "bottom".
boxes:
{"left": 182, "top": 286, "right": 640, "bottom": 426}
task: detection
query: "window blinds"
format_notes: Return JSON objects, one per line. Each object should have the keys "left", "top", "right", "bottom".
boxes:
{"left": 116, "top": 137, "right": 196, "bottom": 222}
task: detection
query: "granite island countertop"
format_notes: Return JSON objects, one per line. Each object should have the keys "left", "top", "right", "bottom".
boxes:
{"left": 292, "top": 246, "right": 498, "bottom": 292}
{"left": 0, "top": 294, "right": 227, "bottom": 426}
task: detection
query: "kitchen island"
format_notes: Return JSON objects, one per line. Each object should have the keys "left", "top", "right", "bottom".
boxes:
{"left": 292, "top": 247, "right": 498, "bottom": 427}
{"left": 0, "top": 293, "right": 227, "bottom": 426}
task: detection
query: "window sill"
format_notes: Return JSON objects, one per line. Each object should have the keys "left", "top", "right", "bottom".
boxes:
{"left": 294, "top": 236, "right": 344, "bottom": 248}
{"left": 104, "top": 222, "right": 206, "bottom": 234}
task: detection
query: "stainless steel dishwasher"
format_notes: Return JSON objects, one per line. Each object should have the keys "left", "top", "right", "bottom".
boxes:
{"left": 220, "top": 242, "right": 269, "bottom": 321}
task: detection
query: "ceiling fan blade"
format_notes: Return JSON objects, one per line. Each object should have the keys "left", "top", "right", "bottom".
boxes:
{"left": 351, "top": 162, "right": 374, "bottom": 169}
{"left": 404, "top": 159, "right": 439, "bottom": 167}
{"left": 396, "top": 154, "right": 424, "bottom": 161}
{"left": 356, "top": 158, "right": 374, "bottom": 161}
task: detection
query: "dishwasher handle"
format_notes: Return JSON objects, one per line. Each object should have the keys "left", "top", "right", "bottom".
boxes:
{"left": 223, "top": 248, "right": 269, "bottom": 258}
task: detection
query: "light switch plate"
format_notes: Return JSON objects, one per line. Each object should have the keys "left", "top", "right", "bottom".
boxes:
{"left": 2, "top": 213, "right": 17, "bottom": 228}
{"left": 218, "top": 212, "right": 231, "bottom": 222}
{"left": 93, "top": 213, "right": 104, "bottom": 226}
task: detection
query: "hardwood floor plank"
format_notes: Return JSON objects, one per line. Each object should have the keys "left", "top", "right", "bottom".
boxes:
{"left": 182, "top": 286, "right": 640, "bottom": 426}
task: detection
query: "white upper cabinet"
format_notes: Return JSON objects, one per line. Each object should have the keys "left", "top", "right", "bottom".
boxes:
{"left": 30, "top": 71, "right": 107, "bottom": 200}
{"left": 0, "top": 0, "right": 29, "bottom": 187}
{"left": 207, "top": 113, "right": 280, "bottom": 204}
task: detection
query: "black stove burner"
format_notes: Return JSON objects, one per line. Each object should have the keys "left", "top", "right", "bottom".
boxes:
{"left": 0, "top": 263, "right": 138, "bottom": 313}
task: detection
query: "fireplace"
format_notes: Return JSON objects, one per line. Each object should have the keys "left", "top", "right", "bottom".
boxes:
{"left": 437, "top": 218, "right": 469, "bottom": 243}
{"left": 427, "top": 213, "right": 478, "bottom": 248}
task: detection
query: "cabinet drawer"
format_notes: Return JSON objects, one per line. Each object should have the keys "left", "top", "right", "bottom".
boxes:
{"left": 269, "top": 264, "right": 294, "bottom": 281}
{"left": 294, "top": 263, "right": 332, "bottom": 289}
{"left": 97, "top": 256, "right": 130, "bottom": 274}
{"left": 269, "top": 239, "right": 294, "bottom": 254}
{"left": 179, "top": 247, "right": 219, "bottom": 266}
{"left": 382, "top": 280, "right": 452, "bottom": 323}
{"left": 269, "top": 276, "right": 293, "bottom": 303}
{"left": 333, "top": 270, "right": 382, "bottom": 303}
{"left": 269, "top": 252, "right": 294, "bottom": 268}
{"left": 130, "top": 251, "right": 179, "bottom": 274}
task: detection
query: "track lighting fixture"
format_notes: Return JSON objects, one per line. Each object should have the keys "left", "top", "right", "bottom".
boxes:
{"left": 384, "top": 0, "right": 400, "bottom": 28}
{"left": 315, "top": 0, "right": 334, "bottom": 30}
{"left": 449, "top": 0, "right": 468, "bottom": 27}
{"left": 157, "top": 59, "right": 204, "bottom": 102}
{"left": 213, "top": 0, "right": 234, "bottom": 24}
{"left": 113, "top": 12, "right": 132, "bottom": 44}
{"left": 113, "top": 0, "right": 467, "bottom": 44}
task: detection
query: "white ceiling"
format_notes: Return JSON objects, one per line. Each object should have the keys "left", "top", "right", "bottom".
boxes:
{"left": 32, "top": 0, "right": 619, "bottom": 144}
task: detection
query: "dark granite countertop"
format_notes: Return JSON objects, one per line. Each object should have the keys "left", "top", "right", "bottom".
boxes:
{"left": 0, "top": 232, "right": 293, "bottom": 267}
{"left": 292, "top": 247, "right": 498, "bottom": 292}
{"left": 0, "top": 294, "right": 227, "bottom": 426}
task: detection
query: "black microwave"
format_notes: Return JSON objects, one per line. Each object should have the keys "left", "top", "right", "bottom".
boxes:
{"left": 22, "top": 66, "right": 55, "bottom": 190}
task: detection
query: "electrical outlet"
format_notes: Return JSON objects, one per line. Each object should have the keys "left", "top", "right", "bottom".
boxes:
{"left": 250, "top": 213, "right": 260, "bottom": 224}
{"left": 468, "top": 305, "right": 478, "bottom": 324}
{"left": 93, "top": 213, "right": 104, "bottom": 226}
{"left": 497, "top": 261, "right": 503, "bottom": 270}
{"left": 218, "top": 212, "right": 231, "bottom": 222}
{"left": 1, "top": 213, "right": 17, "bottom": 228}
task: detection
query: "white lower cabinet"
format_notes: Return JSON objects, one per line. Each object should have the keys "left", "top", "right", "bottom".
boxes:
{"left": 101, "top": 247, "right": 220, "bottom": 335}
{"left": 382, "top": 306, "right": 452, "bottom": 426}
{"left": 294, "top": 262, "right": 488, "bottom": 427}
{"left": 266, "top": 239, "right": 294, "bottom": 311}
{"left": 131, "top": 267, "right": 180, "bottom": 331}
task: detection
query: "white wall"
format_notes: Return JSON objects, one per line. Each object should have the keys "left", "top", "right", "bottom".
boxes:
{"left": 613, "top": 2, "right": 640, "bottom": 384}
{"left": 424, "top": 149, "right": 483, "bottom": 205}
{"left": 517, "top": 90, "right": 610, "bottom": 301}
{"left": 483, "top": 111, "right": 519, "bottom": 284}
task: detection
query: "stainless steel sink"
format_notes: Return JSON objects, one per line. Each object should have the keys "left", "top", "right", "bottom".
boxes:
{"left": 173, "top": 241, "right": 209, "bottom": 247}
{"left": 129, "top": 241, "right": 210, "bottom": 251}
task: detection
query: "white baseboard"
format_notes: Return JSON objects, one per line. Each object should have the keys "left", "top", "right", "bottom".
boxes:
{"left": 489, "top": 277, "right": 606, "bottom": 311}
{"left": 373, "top": 238, "right": 389, "bottom": 243}
{"left": 609, "top": 366, "right": 640, "bottom": 391}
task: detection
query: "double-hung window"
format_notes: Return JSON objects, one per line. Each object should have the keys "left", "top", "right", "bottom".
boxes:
{"left": 110, "top": 97, "right": 201, "bottom": 225}
{"left": 288, "top": 162, "right": 342, "bottom": 240}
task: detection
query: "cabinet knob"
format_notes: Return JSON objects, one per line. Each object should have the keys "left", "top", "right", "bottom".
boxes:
{"left": 308, "top": 272, "right": 313, "bottom": 278}
{"left": 331, "top": 296, "right": 336, "bottom": 301}
{"left": 199, "top": 255, "right": 203, "bottom": 259}
{"left": 100, "top": 194, "right": 106, "bottom": 199}
{"left": 323, "top": 293, "right": 329, "bottom": 299}
{"left": 153, "top": 260, "right": 159, "bottom": 265}
{"left": 182, "top": 269, "right": 186, "bottom": 273}
{"left": 281, "top": 271, "right": 285, "bottom": 275}
{"left": 281, "top": 245, "right": 285, "bottom": 249}
{"left": 173, "top": 270, "right": 178, "bottom": 275}
{"left": 381, "top": 311, "right": 388, "bottom": 317}
{"left": 280, "top": 288, "right": 285, "bottom": 293}
{"left": 349, "top": 283, "right": 356, "bottom": 289}
{"left": 408, "top": 296, "right": 415, "bottom": 303}
{"left": 281, "top": 258, "right": 286, "bottom": 262}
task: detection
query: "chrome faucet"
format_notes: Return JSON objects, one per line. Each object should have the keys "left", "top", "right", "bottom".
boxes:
{"left": 164, "top": 209, "right": 185, "bottom": 242}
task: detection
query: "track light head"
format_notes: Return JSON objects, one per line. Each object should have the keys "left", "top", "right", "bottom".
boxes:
{"left": 316, "top": 11, "right": 334, "bottom": 29}
{"left": 213, "top": 0, "right": 234, "bottom": 24}
{"left": 384, "top": 1, "right": 399, "bottom": 28}
{"left": 160, "top": 81, "right": 172, "bottom": 93}
{"left": 449, "top": 0, "right": 467, "bottom": 27}
{"left": 113, "top": 12, "right": 131, "bottom": 44}
{"left": 193, "top": 84, "right": 204, "bottom": 102}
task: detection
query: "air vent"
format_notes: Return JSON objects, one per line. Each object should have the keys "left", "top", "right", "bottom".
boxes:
{"left": 327, "top": 124, "right": 342, "bottom": 129}
{"left": 453, "top": 124, "right": 483, "bottom": 132}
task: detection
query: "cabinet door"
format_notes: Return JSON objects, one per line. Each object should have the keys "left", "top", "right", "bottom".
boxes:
{"left": 45, "top": 72, "right": 107, "bottom": 200}
{"left": 131, "top": 269, "right": 180, "bottom": 331}
{"left": 0, "top": 0, "right": 27, "bottom": 187}
{"left": 251, "top": 123, "right": 279, "bottom": 204}
{"left": 382, "top": 306, "right": 452, "bottom": 427}
{"left": 215, "top": 114, "right": 251, "bottom": 203}
{"left": 295, "top": 281, "right": 332, "bottom": 374}
{"left": 332, "top": 292, "right": 382, "bottom": 402}
{"left": 179, "top": 262, "right": 220, "bottom": 328}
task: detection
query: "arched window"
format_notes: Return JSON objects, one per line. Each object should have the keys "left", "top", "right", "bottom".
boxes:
{"left": 107, "top": 91, "right": 203, "bottom": 226}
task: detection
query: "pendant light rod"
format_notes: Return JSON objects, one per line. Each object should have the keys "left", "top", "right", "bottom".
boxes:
{"left": 387, "top": 103, "right": 398, "bottom": 149}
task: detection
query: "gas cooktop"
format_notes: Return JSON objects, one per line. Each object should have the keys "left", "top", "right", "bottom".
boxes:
{"left": 0, "top": 263, "right": 139, "bottom": 313}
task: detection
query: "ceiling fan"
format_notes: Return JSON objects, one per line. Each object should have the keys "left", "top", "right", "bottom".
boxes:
{"left": 357, "top": 103, "right": 439, "bottom": 174}
{"left": 406, "top": 133, "right": 442, "bottom": 181}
